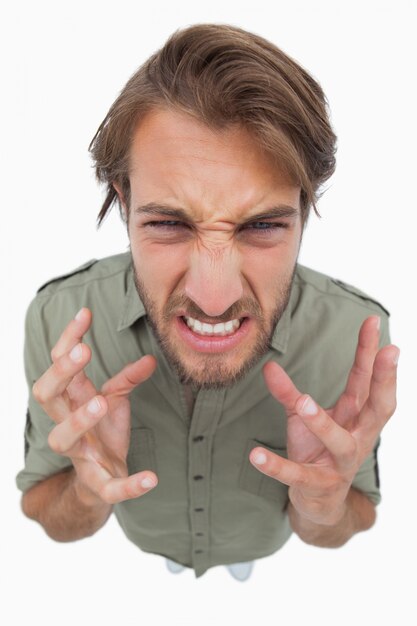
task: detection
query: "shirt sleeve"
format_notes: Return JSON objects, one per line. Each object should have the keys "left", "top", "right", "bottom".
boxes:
{"left": 15, "top": 296, "right": 73, "bottom": 494}
{"left": 350, "top": 312, "right": 391, "bottom": 506}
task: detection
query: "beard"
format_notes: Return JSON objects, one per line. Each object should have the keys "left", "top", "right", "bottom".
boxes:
{"left": 132, "top": 261, "right": 295, "bottom": 390}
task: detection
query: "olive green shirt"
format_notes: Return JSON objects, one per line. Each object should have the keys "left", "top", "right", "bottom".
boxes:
{"left": 16, "top": 252, "right": 390, "bottom": 578}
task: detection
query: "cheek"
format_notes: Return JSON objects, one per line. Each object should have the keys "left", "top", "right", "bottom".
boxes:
{"left": 241, "top": 244, "right": 297, "bottom": 305}
{"left": 130, "top": 237, "right": 189, "bottom": 288}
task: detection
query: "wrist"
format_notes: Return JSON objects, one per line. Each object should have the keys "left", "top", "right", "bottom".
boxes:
{"left": 287, "top": 488, "right": 376, "bottom": 547}
{"left": 288, "top": 486, "right": 349, "bottom": 527}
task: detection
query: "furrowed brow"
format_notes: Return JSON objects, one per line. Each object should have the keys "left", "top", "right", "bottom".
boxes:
{"left": 134, "top": 203, "right": 299, "bottom": 222}
{"left": 134, "top": 203, "right": 189, "bottom": 220}
{"left": 244, "top": 206, "right": 300, "bottom": 222}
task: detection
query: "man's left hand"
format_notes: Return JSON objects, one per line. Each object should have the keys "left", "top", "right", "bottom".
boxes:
{"left": 249, "top": 316, "right": 399, "bottom": 526}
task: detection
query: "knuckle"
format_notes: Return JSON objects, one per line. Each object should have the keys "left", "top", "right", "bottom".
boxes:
{"left": 99, "top": 485, "right": 117, "bottom": 505}
{"left": 346, "top": 393, "right": 362, "bottom": 415}
{"left": 388, "top": 399, "right": 397, "bottom": 416}
{"left": 47, "top": 430, "right": 66, "bottom": 455}
{"left": 32, "top": 381, "right": 48, "bottom": 405}
{"left": 316, "top": 414, "right": 333, "bottom": 436}
{"left": 268, "top": 466, "right": 281, "bottom": 481}
{"left": 53, "top": 356, "right": 70, "bottom": 378}
{"left": 293, "top": 470, "right": 309, "bottom": 489}
{"left": 97, "top": 485, "right": 110, "bottom": 503}
{"left": 123, "top": 482, "right": 136, "bottom": 500}
{"left": 71, "top": 411, "right": 88, "bottom": 433}
{"left": 351, "top": 362, "right": 369, "bottom": 379}
{"left": 340, "top": 438, "right": 357, "bottom": 464}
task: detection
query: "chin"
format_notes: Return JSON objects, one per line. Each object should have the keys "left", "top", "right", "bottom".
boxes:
{"left": 164, "top": 342, "right": 268, "bottom": 390}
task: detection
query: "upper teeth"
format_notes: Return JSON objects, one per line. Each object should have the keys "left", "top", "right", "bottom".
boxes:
{"left": 184, "top": 316, "right": 241, "bottom": 336}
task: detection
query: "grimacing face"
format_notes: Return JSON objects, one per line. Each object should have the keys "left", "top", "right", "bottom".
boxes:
{"left": 115, "top": 109, "right": 303, "bottom": 389}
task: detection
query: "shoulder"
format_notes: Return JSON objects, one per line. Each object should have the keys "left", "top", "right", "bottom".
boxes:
{"left": 294, "top": 264, "right": 390, "bottom": 318}
{"left": 288, "top": 264, "right": 391, "bottom": 363}
{"left": 25, "top": 252, "right": 133, "bottom": 345}
{"left": 282, "top": 265, "right": 391, "bottom": 406}
{"left": 35, "top": 252, "right": 132, "bottom": 297}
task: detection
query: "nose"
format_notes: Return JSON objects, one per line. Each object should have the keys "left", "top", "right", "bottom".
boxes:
{"left": 184, "top": 245, "right": 243, "bottom": 317}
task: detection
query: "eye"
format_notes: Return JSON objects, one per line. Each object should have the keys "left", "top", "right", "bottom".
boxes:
{"left": 241, "top": 221, "right": 289, "bottom": 233}
{"left": 142, "top": 220, "right": 193, "bottom": 242}
{"left": 145, "top": 220, "right": 188, "bottom": 229}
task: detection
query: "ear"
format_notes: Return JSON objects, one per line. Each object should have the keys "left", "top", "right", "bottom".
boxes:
{"left": 113, "top": 182, "right": 128, "bottom": 222}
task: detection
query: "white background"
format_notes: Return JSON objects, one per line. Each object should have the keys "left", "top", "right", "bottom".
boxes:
{"left": 1, "top": 1, "right": 415, "bottom": 624}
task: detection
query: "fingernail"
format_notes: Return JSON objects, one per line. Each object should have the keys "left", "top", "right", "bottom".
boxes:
{"left": 301, "top": 396, "right": 319, "bottom": 416}
{"left": 75, "top": 308, "right": 84, "bottom": 321}
{"left": 69, "top": 344, "right": 83, "bottom": 362}
{"left": 87, "top": 397, "right": 101, "bottom": 414}
{"left": 253, "top": 451, "right": 267, "bottom": 465}
{"left": 375, "top": 316, "right": 381, "bottom": 330}
{"left": 393, "top": 348, "right": 400, "bottom": 366}
{"left": 141, "top": 477, "right": 157, "bottom": 489}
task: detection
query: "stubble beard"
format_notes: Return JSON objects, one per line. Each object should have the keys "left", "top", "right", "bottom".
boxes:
{"left": 132, "top": 262, "right": 295, "bottom": 390}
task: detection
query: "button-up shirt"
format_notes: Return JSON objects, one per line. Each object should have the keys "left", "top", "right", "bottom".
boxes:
{"left": 16, "top": 252, "right": 390, "bottom": 578}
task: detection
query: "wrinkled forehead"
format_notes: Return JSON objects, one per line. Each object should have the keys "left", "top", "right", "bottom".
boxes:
{"left": 128, "top": 108, "right": 301, "bottom": 221}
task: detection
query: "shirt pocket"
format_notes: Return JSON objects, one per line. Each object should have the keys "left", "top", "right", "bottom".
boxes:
{"left": 239, "top": 438, "right": 289, "bottom": 505}
{"left": 126, "top": 427, "right": 158, "bottom": 475}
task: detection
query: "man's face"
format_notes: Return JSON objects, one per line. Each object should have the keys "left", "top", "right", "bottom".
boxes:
{"left": 120, "top": 109, "right": 302, "bottom": 388}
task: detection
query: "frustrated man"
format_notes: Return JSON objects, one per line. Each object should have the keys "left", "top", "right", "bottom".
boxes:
{"left": 16, "top": 24, "right": 399, "bottom": 581}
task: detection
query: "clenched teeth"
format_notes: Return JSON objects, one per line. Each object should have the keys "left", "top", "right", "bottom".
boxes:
{"left": 184, "top": 316, "right": 242, "bottom": 336}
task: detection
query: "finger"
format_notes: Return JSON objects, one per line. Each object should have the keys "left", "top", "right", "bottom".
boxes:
{"left": 101, "top": 355, "right": 157, "bottom": 397}
{"left": 295, "top": 395, "right": 358, "bottom": 472}
{"left": 249, "top": 446, "right": 312, "bottom": 488}
{"left": 50, "top": 307, "right": 92, "bottom": 362}
{"left": 333, "top": 316, "right": 380, "bottom": 421}
{"left": 99, "top": 471, "right": 159, "bottom": 505}
{"left": 32, "top": 343, "right": 92, "bottom": 421}
{"left": 262, "top": 361, "right": 302, "bottom": 414}
{"left": 356, "top": 344, "right": 399, "bottom": 438}
{"left": 51, "top": 308, "right": 93, "bottom": 401}
{"left": 47, "top": 395, "right": 108, "bottom": 454}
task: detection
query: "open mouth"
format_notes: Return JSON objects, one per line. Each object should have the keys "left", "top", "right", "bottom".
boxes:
{"left": 175, "top": 315, "right": 252, "bottom": 353}
{"left": 181, "top": 315, "right": 245, "bottom": 337}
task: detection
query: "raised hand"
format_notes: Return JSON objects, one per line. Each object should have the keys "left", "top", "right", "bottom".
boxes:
{"left": 249, "top": 316, "right": 399, "bottom": 526}
{"left": 32, "top": 307, "right": 158, "bottom": 505}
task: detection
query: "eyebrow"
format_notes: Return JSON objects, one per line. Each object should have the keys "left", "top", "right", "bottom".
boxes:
{"left": 133, "top": 202, "right": 299, "bottom": 222}
{"left": 134, "top": 203, "right": 190, "bottom": 221}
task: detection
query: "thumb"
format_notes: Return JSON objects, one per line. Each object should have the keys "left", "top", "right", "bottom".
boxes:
{"left": 101, "top": 355, "right": 157, "bottom": 397}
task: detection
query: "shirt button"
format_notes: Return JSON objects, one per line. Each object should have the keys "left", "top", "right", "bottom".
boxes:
{"left": 195, "top": 532, "right": 204, "bottom": 536}
{"left": 193, "top": 475, "right": 204, "bottom": 480}
{"left": 194, "top": 508, "right": 204, "bottom": 512}
{"left": 195, "top": 550, "right": 204, "bottom": 554}
{"left": 193, "top": 435, "right": 204, "bottom": 442}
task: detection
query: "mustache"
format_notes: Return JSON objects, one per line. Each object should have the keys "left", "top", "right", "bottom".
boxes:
{"left": 162, "top": 294, "right": 264, "bottom": 323}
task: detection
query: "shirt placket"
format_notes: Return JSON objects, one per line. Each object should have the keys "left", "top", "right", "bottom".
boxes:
{"left": 186, "top": 388, "right": 225, "bottom": 578}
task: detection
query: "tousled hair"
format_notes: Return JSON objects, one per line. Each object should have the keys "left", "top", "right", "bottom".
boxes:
{"left": 89, "top": 23, "right": 337, "bottom": 226}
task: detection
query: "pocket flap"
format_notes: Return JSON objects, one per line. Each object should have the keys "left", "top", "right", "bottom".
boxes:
{"left": 126, "top": 427, "right": 157, "bottom": 475}
{"left": 239, "top": 438, "right": 288, "bottom": 503}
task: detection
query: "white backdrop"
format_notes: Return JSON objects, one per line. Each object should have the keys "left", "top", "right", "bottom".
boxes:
{"left": 1, "top": 1, "right": 415, "bottom": 625}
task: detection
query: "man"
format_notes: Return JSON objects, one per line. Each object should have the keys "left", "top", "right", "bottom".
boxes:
{"left": 16, "top": 24, "right": 399, "bottom": 581}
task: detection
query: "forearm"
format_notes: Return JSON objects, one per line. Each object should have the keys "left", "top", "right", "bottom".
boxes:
{"left": 21, "top": 467, "right": 113, "bottom": 542}
{"left": 288, "top": 487, "right": 377, "bottom": 548}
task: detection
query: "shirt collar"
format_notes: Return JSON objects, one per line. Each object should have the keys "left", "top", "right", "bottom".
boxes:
{"left": 269, "top": 297, "right": 292, "bottom": 354}
{"left": 117, "top": 259, "right": 293, "bottom": 354}
{"left": 117, "top": 262, "right": 147, "bottom": 331}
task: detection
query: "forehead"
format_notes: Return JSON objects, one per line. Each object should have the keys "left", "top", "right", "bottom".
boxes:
{"left": 128, "top": 108, "right": 300, "bottom": 220}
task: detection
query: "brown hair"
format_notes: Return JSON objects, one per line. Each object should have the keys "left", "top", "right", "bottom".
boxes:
{"left": 89, "top": 23, "right": 337, "bottom": 226}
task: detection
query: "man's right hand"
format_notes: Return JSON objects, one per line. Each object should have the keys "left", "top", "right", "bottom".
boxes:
{"left": 32, "top": 307, "right": 158, "bottom": 506}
